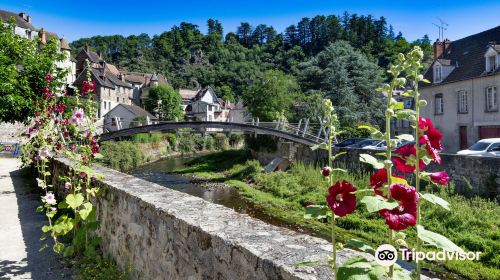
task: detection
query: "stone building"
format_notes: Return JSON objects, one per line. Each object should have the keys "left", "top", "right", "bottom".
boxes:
{"left": 74, "top": 47, "right": 134, "bottom": 118}
{"left": 122, "top": 72, "right": 168, "bottom": 107}
{"left": 420, "top": 26, "right": 500, "bottom": 152}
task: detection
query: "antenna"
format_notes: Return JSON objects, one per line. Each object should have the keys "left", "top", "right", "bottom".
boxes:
{"left": 433, "top": 18, "right": 449, "bottom": 41}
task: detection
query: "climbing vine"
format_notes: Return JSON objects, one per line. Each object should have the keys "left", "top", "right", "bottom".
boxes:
{"left": 21, "top": 62, "right": 103, "bottom": 257}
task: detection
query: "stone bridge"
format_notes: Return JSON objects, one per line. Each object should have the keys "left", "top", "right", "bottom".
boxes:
{"left": 100, "top": 121, "right": 328, "bottom": 146}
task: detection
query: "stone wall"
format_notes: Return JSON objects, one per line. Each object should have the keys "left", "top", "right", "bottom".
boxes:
{"left": 254, "top": 140, "right": 500, "bottom": 198}
{"left": 52, "top": 158, "right": 367, "bottom": 280}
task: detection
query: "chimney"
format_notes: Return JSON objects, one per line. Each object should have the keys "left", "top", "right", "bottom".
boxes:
{"left": 85, "top": 45, "right": 90, "bottom": 52}
{"left": 443, "top": 38, "right": 451, "bottom": 54}
{"left": 433, "top": 39, "right": 443, "bottom": 59}
{"left": 98, "top": 51, "right": 103, "bottom": 59}
{"left": 120, "top": 73, "right": 125, "bottom": 82}
{"left": 39, "top": 30, "right": 46, "bottom": 44}
{"left": 18, "top": 12, "right": 26, "bottom": 20}
{"left": 26, "top": 15, "right": 31, "bottom": 23}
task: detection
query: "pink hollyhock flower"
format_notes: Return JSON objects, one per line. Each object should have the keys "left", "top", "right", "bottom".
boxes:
{"left": 321, "top": 166, "right": 331, "bottom": 177}
{"left": 379, "top": 183, "right": 418, "bottom": 231}
{"left": 369, "top": 168, "right": 405, "bottom": 197}
{"left": 38, "top": 147, "right": 52, "bottom": 160}
{"left": 429, "top": 171, "right": 449, "bottom": 185}
{"left": 70, "top": 108, "right": 85, "bottom": 125}
{"left": 54, "top": 104, "right": 66, "bottom": 113}
{"left": 44, "top": 193, "right": 56, "bottom": 205}
{"left": 69, "top": 145, "right": 76, "bottom": 151}
{"left": 326, "top": 180, "right": 357, "bottom": 217}
{"left": 45, "top": 74, "right": 53, "bottom": 83}
{"left": 91, "top": 143, "right": 100, "bottom": 154}
{"left": 64, "top": 182, "right": 71, "bottom": 190}
{"left": 393, "top": 145, "right": 426, "bottom": 173}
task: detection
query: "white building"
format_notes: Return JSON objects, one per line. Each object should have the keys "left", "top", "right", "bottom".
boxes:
{"left": 182, "top": 86, "right": 249, "bottom": 123}
{"left": 103, "top": 104, "right": 158, "bottom": 132}
{"left": 420, "top": 26, "right": 500, "bottom": 152}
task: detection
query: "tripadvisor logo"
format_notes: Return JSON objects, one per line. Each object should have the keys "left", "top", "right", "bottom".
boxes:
{"left": 375, "top": 244, "right": 481, "bottom": 266}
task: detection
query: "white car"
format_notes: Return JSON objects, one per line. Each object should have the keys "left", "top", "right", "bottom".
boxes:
{"left": 457, "top": 138, "right": 500, "bottom": 157}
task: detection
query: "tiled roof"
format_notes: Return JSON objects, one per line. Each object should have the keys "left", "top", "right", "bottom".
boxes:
{"left": 179, "top": 89, "right": 198, "bottom": 100}
{"left": 105, "top": 63, "right": 120, "bottom": 76}
{"left": 423, "top": 25, "right": 500, "bottom": 87}
{"left": 103, "top": 69, "right": 133, "bottom": 88}
{"left": 111, "top": 104, "right": 157, "bottom": 120}
{"left": 60, "top": 37, "right": 71, "bottom": 50}
{"left": 0, "top": 10, "right": 36, "bottom": 31}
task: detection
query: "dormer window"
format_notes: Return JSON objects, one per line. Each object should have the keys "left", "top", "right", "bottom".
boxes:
{"left": 486, "top": 55, "right": 497, "bottom": 72}
{"left": 434, "top": 64, "right": 442, "bottom": 83}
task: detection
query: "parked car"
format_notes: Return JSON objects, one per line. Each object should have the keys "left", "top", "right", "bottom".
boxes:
{"left": 334, "top": 138, "right": 368, "bottom": 147}
{"left": 362, "top": 140, "right": 387, "bottom": 151}
{"left": 456, "top": 138, "right": 500, "bottom": 157}
{"left": 349, "top": 139, "right": 381, "bottom": 148}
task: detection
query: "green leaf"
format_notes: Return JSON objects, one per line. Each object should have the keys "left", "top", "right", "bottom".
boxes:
{"left": 391, "top": 102, "right": 404, "bottom": 110}
{"left": 39, "top": 243, "right": 48, "bottom": 252}
{"left": 392, "top": 270, "right": 412, "bottom": 280}
{"left": 370, "top": 130, "right": 384, "bottom": 140}
{"left": 420, "top": 193, "right": 450, "bottom": 210}
{"left": 333, "top": 151, "right": 347, "bottom": 161}
{"left": 332, "top": 168, "right": 347, "bottom": 173}
{"left": 311, "top": 143, "right": 328, "bottom": 151}
{"left": 395, "top": 134, "right": 414, "bottom": 142}
{"left": 337, "top": 256, "right": 385, "bottom": 280}
{"left": 53, "top": 242, "right": 65, "bottom": 254}
{"left": 358, "top": 125, "right": 379, "bottom": 132}
{"left": 395, "top": 109, "right": 416, "bottom": 121}
{"left": 41, "top": 225, "right": 51, "bottom": 233}
{"left": 93, "top": 153, "right": 104, "bottom": 159}
{"left": 391, "top": 176, "right": 409, "bottom": 186}
{"left": 78, "top": 202, "right": 93, "bottom": 220}
{"left": 36, "top": 205, "right": 44, "bottom": 213}
{"left": 361, "top": 196, "right": 399, "bottom": 213}
{"left": 304, "top": 205, "right": 328, "bottom": 220}
{"left": 346, "top": 239, "right": 375, "bottom": 255}
{"left": 359, "top": 154, "right": 384, "bottom": 169}
{"left": 63, "top": 245, "right": 75, "bottom": 257}
{"left": 65, "top": 193, "right": 84, "bottom": 209}
{"left": 417, "top": 225, "right": 464, "bottom": 253}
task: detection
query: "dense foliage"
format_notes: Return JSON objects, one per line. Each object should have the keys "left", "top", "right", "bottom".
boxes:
{"left": 0, "top": 19, "right": 65, "bottom": 123}
{"left": 144, "top": 84, "right": 183, "bottom": 121}
{"left": 70, "top": 12, "right": 433, "bottom": 127}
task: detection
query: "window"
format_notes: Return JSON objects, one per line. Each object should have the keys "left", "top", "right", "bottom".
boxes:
{"left": 103, "top": 101, "right": 107, "bottom": 110}
{"left": 458, "top": 90, "right": 468, "bottom": 113}
{"left": 487, "top": 55, "right": 497, "bottom": 72}
{"left": 116, "top": 97, "right": 120, "bottom": 102}
{"left": 435, "top": 93, "right": 444, "bottom": 114}
{"left": 486, "top": 86, "right": 498, "bottom": 111}
{"left": 434, "top": 65, "right": 442, "bottom": 82}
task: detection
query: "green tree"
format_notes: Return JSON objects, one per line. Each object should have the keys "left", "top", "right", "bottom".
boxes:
{"left": 145, "top": 84, "right": 183, "bottom": 121}
{"left": 299, "top": 40, "right": 384, "bottom": 127}
{"left": 243, "top": 70, "right": 299, "bottom": 121}
{"left": 0, "top": 19, "right": 64, "bottom": 123}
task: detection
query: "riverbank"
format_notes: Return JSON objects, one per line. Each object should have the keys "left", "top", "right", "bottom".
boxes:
{"left": 172, "top": 150, "right": 500, "bottom": 280}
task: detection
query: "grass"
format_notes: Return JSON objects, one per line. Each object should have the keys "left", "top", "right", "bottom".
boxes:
{"left": 175, "top": 150, "right": 500, "bottom": 280}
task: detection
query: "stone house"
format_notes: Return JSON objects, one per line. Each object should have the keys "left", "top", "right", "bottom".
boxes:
{"left": 0, "top": 10, "right": 76, "bottom": 87}
{"left": 74, "top": 47, "right": 134, "bottom": 118}
{"left": 103, "top": 104, "right": 158, "bottom": 132}
{"left": 420, "top": 26, "right": 500, "bottom": 152}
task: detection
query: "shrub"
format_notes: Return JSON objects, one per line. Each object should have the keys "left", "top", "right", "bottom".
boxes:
{"left": 192, "top": 134, "right": 205, "bottom": 150}
{"left": 177, "top": 134, "right": 195, "bottom": 153}
{"left": 213, "top": 134, "right": 229, "bottom": 150}
{"left": 99, "top": 141, "right": 144, "bottom": 172}
{"left": 131, "top": 132, "right": 163, "bottom": 143}
{"left": 75, "top": 255, "right": 128, "bottom": 280}
{"left": 204, "top": 135, "right": 215, "bottom": 151}
{"left": 165, "top": 133, "right": 177, "bottom": 147}
{"left": 227, "top": 160, "right": 262, "bottom": 180}
{"left": 229, "top": 133, "right": 244, "bottom": 147}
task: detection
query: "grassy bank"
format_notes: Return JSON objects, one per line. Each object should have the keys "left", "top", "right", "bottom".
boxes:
{"left": 175, "top": 150, "right": 500, "bottom": 280}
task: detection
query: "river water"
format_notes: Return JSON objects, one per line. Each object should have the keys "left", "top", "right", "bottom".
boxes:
{"left": 129, "top": 155, "right": 311, "bottom": 234}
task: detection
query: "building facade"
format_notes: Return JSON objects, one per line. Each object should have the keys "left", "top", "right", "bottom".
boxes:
{"left": 420, "top": 26, "right": 500, "bottom": 152}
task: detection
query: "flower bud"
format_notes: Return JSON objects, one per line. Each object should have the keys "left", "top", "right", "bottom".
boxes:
{"left": 321, "top": 166, "right": 332, "bottom": 177}
{"left": 419, "top": 100, "right": 427, "bottom": 107}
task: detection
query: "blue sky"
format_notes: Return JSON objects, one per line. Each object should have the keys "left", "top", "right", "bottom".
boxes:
{"left": 1, "top": 0, "right": 499, "bottom": 42}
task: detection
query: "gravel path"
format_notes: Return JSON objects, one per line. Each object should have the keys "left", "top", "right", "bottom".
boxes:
{"left": 0, "top": 158, "right": 72, "bottom": 280}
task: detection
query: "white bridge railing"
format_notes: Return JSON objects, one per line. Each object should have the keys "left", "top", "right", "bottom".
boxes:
{"left": 98, "top": 116, "right": 329, "bottom": 144}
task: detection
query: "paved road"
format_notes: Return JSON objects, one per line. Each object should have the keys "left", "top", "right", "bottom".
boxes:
{"left": 0, "top": 158, "right": 71, "bottom": 279}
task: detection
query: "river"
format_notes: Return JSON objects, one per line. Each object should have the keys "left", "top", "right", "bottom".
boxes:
{"left": 129, "top": 155, "right": 311, "bottom": 234}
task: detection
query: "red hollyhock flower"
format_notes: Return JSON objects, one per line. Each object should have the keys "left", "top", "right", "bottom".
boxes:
{"left": 379, "top": 183, "right": 418, "bottom": 231}
{"left": 429, "top": 171, "right": 449, "bottom": 185}
{"left": 370, "top": 168, "right": 405, "bottom": 197}
{"left": 326, "top": 180, "right": 357, "bottom": 217}
{"left": 321, "top": 166, "right": 331, "bottom": 177}
{"left": 419, "top": 117, "right": 443, "bottom": 163}
{"left": 45, "top": 74, "right": 53, "bottom": 83}
{"left": 393, "top": 145, "right": 426, "bottom": 173}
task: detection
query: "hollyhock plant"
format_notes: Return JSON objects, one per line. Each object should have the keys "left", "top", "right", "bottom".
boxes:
{"left": 70, "top": 108, "right": 85, "bottom": 126}
{"left": 429, "top": 171, "right": 449, "bottom": 185}
{"left": 38, "top": 147, "right": 52, "bottom": 160}
{"left": 369, "top": 168, "right": 404, "bottom": 197}
{"left": 379, "top": 183, "right": 418, "bottom": 231}
{"left": 64, "top": 182, "right": 71, "bottom": 190}
{"left": 44, "top": 193, "right": 57, "bottom": 205}
{"left": 326, "top": 180, "right": 357, "bottom": 217}
{"left": 393, "top": 144, "right": 426, "bottom": 173}
{"left": 321, "top": 166, "right": 332, "bottom": 177}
